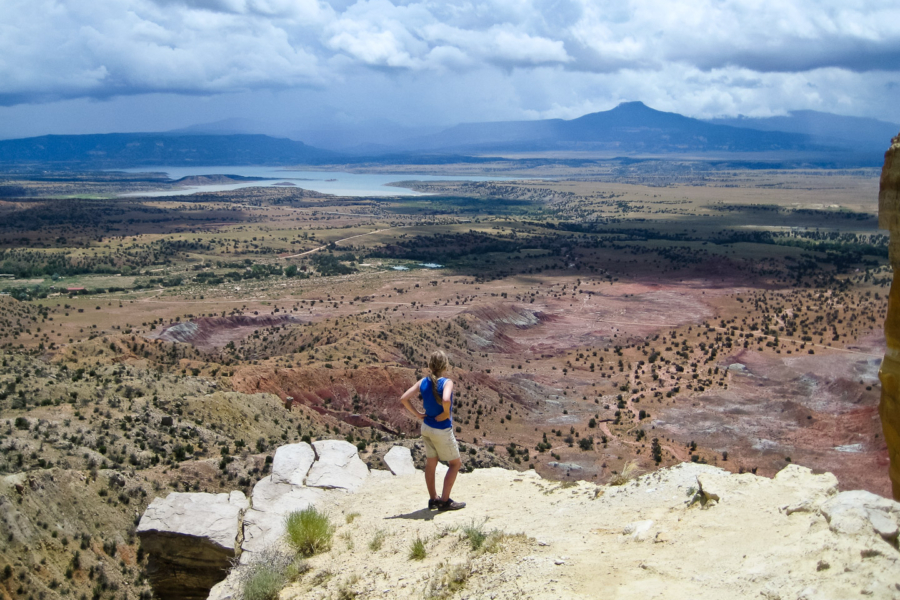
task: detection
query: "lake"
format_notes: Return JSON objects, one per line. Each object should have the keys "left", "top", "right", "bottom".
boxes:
{"left": 117, "top": 166, "right": 524, "bottom": 197}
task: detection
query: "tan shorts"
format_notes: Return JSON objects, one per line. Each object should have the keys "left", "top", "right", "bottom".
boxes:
{"left": 421, "top": 422, "right": 460, "bottom": 462}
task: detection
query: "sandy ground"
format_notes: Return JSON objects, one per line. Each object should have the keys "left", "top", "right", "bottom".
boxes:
{"left": 276, "top": 464, "right": 899, "bottom": 600}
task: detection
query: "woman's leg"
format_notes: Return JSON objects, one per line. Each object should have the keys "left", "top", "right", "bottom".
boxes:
{"left": 440, "top": 458, "right": 461, "bottom": 501}
{"left": 425, "top": 456, "right": 439, "bottom": 499}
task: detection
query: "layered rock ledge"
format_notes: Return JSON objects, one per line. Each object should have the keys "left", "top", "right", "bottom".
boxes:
{"left": 136, "top": 491, "right": 249, "bottom": 600}
{"left": 879, "top": 130, "right": 900, "bottom": 500}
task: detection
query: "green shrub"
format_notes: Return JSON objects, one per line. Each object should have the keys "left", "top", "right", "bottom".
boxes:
{"left": 243, "top": 564, "right": 286, "bottom": 600}
{"left": 284, "top": 507, "right": 333, "bottom": 557}
{"left": 409, "top": 536, "right": 426, "bottom": 560}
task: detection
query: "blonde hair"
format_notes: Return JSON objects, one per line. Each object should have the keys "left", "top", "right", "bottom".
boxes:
{"left": 428, "top": 350, "right": 450, "bottom": 389}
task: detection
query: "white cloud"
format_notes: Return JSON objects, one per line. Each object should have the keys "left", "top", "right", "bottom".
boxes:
{"left": 1, "top": 0, "right": 899, "bottom": 126}
{"left": 0, "top": 0, "right": 327, "bottom": 104}
{"left": 568, "top": 0, "right": 900, "bottom": 73}
{"left": 421, "top": 24, "right": 570, "bottom": 67}
{"left": 324, "top": 0, "right": 430, "bottom": 68}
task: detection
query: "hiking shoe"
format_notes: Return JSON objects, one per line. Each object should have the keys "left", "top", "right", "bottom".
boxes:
{"left": 428, "top": 498, "right": 440, "bottom": 510}
{"left": 437, "top": 498, "right": 466, "bottom": 511}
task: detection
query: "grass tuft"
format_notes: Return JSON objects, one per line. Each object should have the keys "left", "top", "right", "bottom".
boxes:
{"left": 481, "top": 531, "right": 509, "bottom": 554}
{"left": 230, "top": 546, "right": 298, "bottom": 600}
{"left": 461, "top": 519, "right": 489, "bottom": 551}
{"left": 243, "top": 564, "right": 286, "bottom": 600}
{"left": 425, "top": 561, "right": 473, "bottom": 600}
{"left": 409, "top": 536, "right": 427, "bottom": 560}
{"left": 284, "top": 507, "right": 334, "bottom": 557}
{"left": 340, "top": 530, "right": 354, "bottom": 550}
{"left": 608, "top": 460, "right": 641, "bottom": 486}
{"left": 368, "top": 530, "right": 386, "bottom": 552}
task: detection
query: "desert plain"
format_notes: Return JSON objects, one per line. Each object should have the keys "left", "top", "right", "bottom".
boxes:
{"left": 0, "top": 160, "right": 892, "bottom": 597}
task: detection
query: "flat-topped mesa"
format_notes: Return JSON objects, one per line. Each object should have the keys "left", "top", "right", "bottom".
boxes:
{"left": 878, "top": 130, "right": 900, "bottom": 500}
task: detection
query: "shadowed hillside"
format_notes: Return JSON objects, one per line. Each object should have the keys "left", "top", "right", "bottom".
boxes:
{"left": 401, "top": 102, "right": 821, "bottom": 153}
{"left": 0, "top": 134, "right": 336, "bottom": 168}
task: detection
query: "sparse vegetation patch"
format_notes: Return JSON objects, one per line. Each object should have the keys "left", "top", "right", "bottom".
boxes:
{"left": 285, "top": 508, "right": 334, "bottom": 558}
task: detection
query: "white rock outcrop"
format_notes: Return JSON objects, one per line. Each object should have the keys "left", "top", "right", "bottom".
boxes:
{"left": 238, "top": 442, "right": 324, "bottom": 556}
{"left": 306, "top": 440, "right": 370, "bottom": 492}
{"left": 383, "top": 445, "right": 416, "bottom": 476}
{"left": 138, "top": 441, "right": 415, "bottom": 599}
{"left": 141, "top": 445, "right": 900, "bottom": 600}
{"left": 277, "top": 462, "right": 899, "bottom": 600}
{"left": 271, "top": 442, "right": 316, "bottom": 487}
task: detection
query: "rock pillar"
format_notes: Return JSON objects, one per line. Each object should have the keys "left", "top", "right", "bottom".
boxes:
{"left": 878, "top": 132, "right": 900, "bottom": 500}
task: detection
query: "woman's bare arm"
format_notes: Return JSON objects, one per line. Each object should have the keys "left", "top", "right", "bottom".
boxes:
{"left": 399, "top": 379, "right": 425, "bottom": 421}
{"left": 434, "top": 380, "right": 454, "bottom": 422}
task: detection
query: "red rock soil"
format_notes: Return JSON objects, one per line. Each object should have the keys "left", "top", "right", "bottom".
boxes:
{"left": 157, "top": 273, "right": 890, "bottom": 496}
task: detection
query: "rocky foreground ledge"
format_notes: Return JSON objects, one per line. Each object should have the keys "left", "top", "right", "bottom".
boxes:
{"left": 137, "top": 440, "right": 900, "bottom": 600}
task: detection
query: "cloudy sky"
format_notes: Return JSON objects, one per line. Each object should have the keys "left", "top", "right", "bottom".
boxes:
{"left": 1, "top": 0, "right": 899, "bottom": 139}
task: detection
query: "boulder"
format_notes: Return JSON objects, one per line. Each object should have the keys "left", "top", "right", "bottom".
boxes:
{"left": 136, "top": 491, "right": 248, "bottom": 600}
{"left": 384, "top": 446, "right": 416, "bottom": 476}
{"left": 271, "top": 442, "right": 315, "bottom": 487}
{"left": 820, "top": 490, "right": 900, "bottom": 540}
{"left": 306, "top": 440, "right": 369, "bottom": 492}
{"left": 369, "top": 469, "right": 395, "bottom": 479}
{"left": 135, "top": 440, "right": 377, "bottom": 599}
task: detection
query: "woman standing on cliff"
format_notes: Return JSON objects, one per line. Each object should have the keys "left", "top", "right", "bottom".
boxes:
{"left": 399, "top": 350, "right": 466, "bottom": 511}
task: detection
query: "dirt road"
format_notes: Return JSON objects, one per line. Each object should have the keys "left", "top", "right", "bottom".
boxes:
{"left": 280, "top": 226, "right": 408, "bottom": 259}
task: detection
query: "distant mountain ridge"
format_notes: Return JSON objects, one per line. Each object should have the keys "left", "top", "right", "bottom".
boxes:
{"left": 707, "top": 110, "right": 900, "bottom": 152}
{"left": 0, "top": 102, "right": 895, "bottom": 168}
{"left": 170, "top": 117, "right": 444, "bottom": 152}
{"left": 397, "top": 102, "right": 821, "bottom": 154}
{"left": 0, "top": 133, "right": 336, "bottom": 167}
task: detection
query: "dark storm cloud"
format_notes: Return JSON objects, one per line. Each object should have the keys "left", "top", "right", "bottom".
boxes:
{"left": 698, "top": 41, "right": 900, "bottom": 74}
